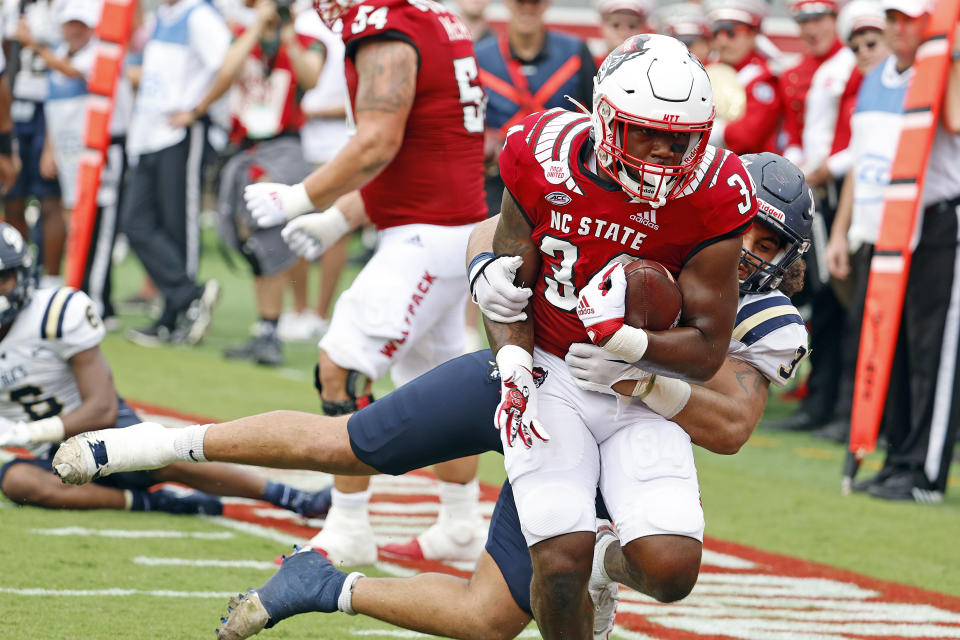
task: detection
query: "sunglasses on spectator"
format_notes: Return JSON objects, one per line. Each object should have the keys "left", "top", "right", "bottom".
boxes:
{"left": 851, "top": 39, "right": 880, "bottom": 54}
{"left": 712, "top": 23, "right": 749, "bottom": 38}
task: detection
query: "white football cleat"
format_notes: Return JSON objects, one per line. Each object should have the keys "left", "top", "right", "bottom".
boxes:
{"left": 590, "top": 523, "right": 620, "bottom": 640}
{"left": 381, "top": 518, "right": 487, "bottom": 561}
{"left": 307, "top": 505, "right": 377, "bottom": 567}
{"left": 52, "top": 422, "right": 176, "bottom": 485}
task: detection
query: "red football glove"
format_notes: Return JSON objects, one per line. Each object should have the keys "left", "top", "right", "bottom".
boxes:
{"left": 494, "top": 346, "right": 550, "bottom": 448}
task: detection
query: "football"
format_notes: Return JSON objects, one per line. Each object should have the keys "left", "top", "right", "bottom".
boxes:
{"left": 623, "top": 259, "right": 683, "bottom": 331}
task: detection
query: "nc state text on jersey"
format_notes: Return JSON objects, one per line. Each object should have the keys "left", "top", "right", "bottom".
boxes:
{"left": 549, "top": 210, "right": 648, "bottom": 250}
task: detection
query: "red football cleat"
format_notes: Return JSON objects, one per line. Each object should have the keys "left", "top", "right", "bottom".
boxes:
{"left": 380, "top": 539, "right": 426, "bottom": 560}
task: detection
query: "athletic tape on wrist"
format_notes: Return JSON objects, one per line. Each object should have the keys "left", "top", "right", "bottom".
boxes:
{"left": 338, "top": 572, "right": 365, "bottom": 615}
{"left": 0, "top": 132, "right": 12, "bottom": 156}
{"left": 642, "top": 376, "right": 691, "bottom": 419}
{"left": 288, "top": 183, "right": 315, "bottom": 219}
{"left": 28, "top": 416, "right": 65, "bottom": 443}
{"left": 603, "top": 325, "right": 649, "bottom": 362}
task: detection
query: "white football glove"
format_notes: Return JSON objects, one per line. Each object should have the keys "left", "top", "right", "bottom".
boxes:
{"left": 470, "top": 256, "right": 532, "bottom": 323}
{"left": 564, "top": 342, "right": 653, "bottom": 397}
{"left": 494, "top": 345, "right": 550, "bottom": 448}
{"left": 577, "top": 262, "right": 649, "bottom": 362}
{"left": 0, "top": 419, "right": 29, "bottom": 447}
{"left": 243, "top": 182, "right": 314, "bottom": 228}
{"left": 577, "top": 263, "right": 627, "bottom": 344}
{"left": 281, "top": 206, "right": 350, "bottom": 261}
{"left": 0, "top": 416, "right": 64, "bottom": 447}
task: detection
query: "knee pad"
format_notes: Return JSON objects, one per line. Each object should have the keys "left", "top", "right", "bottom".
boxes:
{"left": 518, "top": 483, "right": 595, "bottom": 543}
{"left": 315, "top": 365, "right": 374, "bottom": 416}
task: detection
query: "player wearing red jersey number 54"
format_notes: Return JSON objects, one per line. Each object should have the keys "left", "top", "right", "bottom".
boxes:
{"left": 487, "top": 34, "right": 757, "bottom": 638}
{"left": 243, "top": 0, "right": 489, "bottom": 567}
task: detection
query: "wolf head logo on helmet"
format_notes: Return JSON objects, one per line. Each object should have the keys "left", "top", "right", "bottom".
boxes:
{"left": 592, "top": 34, "right": 716, "bottom": 207}
{"left": 738, "top": 153, "right": 813, "bottom": 294}
{"left": 0, "top": 222, "right": 35, "bottom": 326}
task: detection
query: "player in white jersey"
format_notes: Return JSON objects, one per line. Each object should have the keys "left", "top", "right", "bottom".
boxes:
{"left": 51, "top": 154, "right": 811, "bottom": 640}
{"left": 0, "top": 223, "right": 332, "bottom": 517}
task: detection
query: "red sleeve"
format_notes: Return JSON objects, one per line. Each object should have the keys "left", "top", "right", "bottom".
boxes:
{"left": 779, "top": 87, "right": 803, "bottom": 152}
{"left": 498, "top": 112, "right": 546, "bottom": 226}
{"left": 830, "top": 69, "right": 862, "bottom": 156}
{"left": 340, "top": 0, "right": 419, "bottom": 60}
{"left": 723, "top": 74, "right": 782, "bottom": 154}
{"left": 688, "top": 151, "right": 757, "bottom": 261}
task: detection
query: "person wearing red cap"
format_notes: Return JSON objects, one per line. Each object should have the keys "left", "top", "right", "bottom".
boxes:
{"left": 705, "top": 0, "right": 781, "bottom": 154}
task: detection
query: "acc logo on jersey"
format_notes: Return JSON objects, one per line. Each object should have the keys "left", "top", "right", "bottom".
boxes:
{"left": 543, "top": 161, "right": 570, "bottom": 185}
{"left": 545, "top": 191, "right": 571, "bottom": 206}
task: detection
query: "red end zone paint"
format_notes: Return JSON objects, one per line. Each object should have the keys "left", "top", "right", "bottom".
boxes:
{"left": 133, "top": 402, "right": 960, "bottom": 639}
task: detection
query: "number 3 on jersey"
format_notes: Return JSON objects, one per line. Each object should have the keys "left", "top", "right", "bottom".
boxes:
{"left": 453, "top": 57, "right": 486, "bottom": 133}
{"left": 540, "top": 236, "right": 578, "bottom": 311}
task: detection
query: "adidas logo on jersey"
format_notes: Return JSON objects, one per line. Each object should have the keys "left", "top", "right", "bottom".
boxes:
{"left": 630, "top": 210, "right": 659, "bottom": 230}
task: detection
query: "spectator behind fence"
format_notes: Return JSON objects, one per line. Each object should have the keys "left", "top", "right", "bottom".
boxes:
{"left": 825, "top": 0, "right": 960, "bottom": 503}
{"left": 475, "top": 0, "right": 596, "bottom": 218}
{"left": 4, "top": 0, "right": 65, "bottom": 289}
{"left": 121, "top": 0, "right": 229, "bottom": 348}
{"left": 169, "top": 0, "right": 324, "bottom": 366}
{"left": 33, "top": 0, "right": 133, "bottom": 327}
{"left": 705, "top": 0, "right": 781, "bottom": 154}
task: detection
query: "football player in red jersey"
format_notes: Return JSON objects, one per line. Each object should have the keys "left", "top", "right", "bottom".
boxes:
{"left": 486, "top": 34, "right": 757, "bottom": 637}
{"left": 241, "top": 0, "right": 489, "bottom": 567}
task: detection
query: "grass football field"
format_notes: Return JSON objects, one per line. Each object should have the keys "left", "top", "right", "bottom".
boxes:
{"left": 1, "top": 229, "right": 959, "bottom": 640}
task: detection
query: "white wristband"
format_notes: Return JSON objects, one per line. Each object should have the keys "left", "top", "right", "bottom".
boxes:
{"left": 28, "top": 416, "right": 65, "bottom": 443}
{"left": 602, "top": 325, "right": 649, "bottom": 362}
{"left": 319, "top": 205, "right": 351, "bottom": 242}
{"left": 287, "top": 182, "right": 315, "bottom": 219}
{"left": 338, "top": 571, "right": 365, "bottom": 615}
{"left": 496, "top": 344, "right": 533, "bottom": 372}
{"left": 641, "top": 376, "right": 691, "bottom": 419}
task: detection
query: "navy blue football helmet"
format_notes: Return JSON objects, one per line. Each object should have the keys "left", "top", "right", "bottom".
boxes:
{"left": 0, "top": 223, "right": 35, "bottom": 326}
{"left": 738, "top": 152, "right": 813, "bottom": 294}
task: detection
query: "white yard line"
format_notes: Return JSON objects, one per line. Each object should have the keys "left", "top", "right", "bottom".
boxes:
{"left": 133, "top": 556, "right": 277, "bottom": 570}
{"left": 30, "top": 527, "right": 234, "bottom": 539}
{"left": 0, "top": 587, "right": 234, "bottom": 598}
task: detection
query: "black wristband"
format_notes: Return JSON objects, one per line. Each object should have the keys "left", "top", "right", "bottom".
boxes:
{"left": 468, "top": 253, "right": 496, "bottom": 296}
{"left": 0, "top": 131, "right": 12, "bottom": 156}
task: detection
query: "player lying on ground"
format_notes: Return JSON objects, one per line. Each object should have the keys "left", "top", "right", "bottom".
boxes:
{"left": 53, "top": 153, "right": 811, "bottom": 640}
{"left": 0, "top": 223, "right": 329, "bottom": 517}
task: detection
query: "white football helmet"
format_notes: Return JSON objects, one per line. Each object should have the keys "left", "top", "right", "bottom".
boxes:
{"left": 592, "top": 34, "right": 715, "bottom": 205}
{"left": 314, "top": 0, "right": 361, "bottom": 27}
